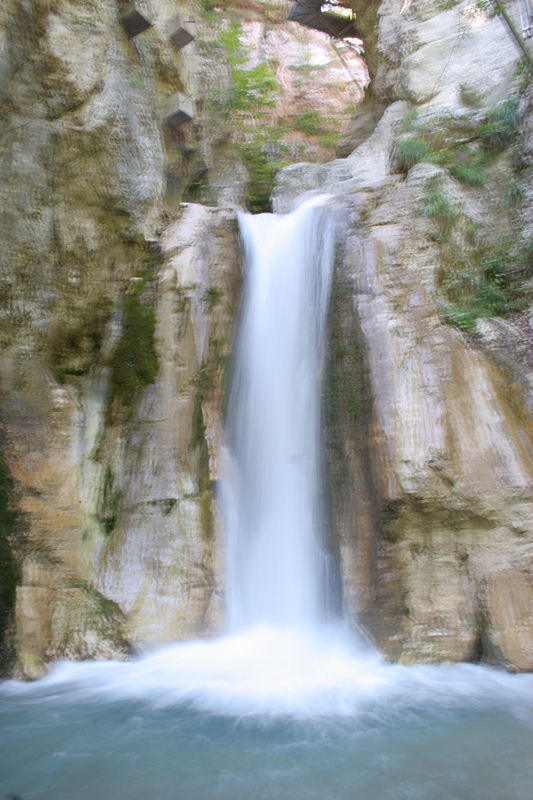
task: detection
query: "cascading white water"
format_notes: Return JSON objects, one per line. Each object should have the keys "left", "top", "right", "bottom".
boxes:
{"left": 223, "top": 196, "right": 336, "bottom": 630}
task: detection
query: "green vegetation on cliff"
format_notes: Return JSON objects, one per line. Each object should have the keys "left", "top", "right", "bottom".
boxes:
{"left": 395, "top": 133, "right": 487, "bottom": 187}
{"left": 220, "top": 24, "right": 278, "bottom": 113}
{"left": 395, "top": 138, "right": 434, "bottom": 172}
{"left": 191, "top": 367, "right": 214, "bottom": 542}
{"left": 478, "top": 97, "right": 521, "bottom": 153}
{"left": 423, "top": 177, "right": 457, "bottom": 242}
{"left": 395, "top": 94, "right": 522, "bottom": 189}
{"left": 439, "top": 238, "right": 533, "bottom": 330}
{"left": 396, "top": 90, "right": 531, "bottom": 333}
{"left": 239, "top": 134, "right": 289, "bottom": 213}
{"left": 217, "top": 22, "right": 287, "bottom": 211}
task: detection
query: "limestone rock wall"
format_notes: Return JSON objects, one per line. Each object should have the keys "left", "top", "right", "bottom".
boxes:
{"left": 276, "top": 0, "right": 533, "bottom": 670}
{"left": 0, "top": 0, "right": 243, "bottom": 677}
{"left": 92, "top": 203, "right": 240, "bottom": 649}
{"left": 336, "top": 172, "right": 533, "bottom": 669}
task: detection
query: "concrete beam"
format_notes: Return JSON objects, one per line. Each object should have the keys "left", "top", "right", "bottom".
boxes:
{"left": 168, "top": 14, "right": 196, "bottom": 51}
{"left": 163, "top": 93, "right": 194, "bottom": 130}
{"left": 120, "top": 2, "right": 153, "bottom": 38}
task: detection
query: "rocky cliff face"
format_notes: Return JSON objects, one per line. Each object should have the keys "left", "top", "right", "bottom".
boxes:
{"left": 0, "top": 0, "right": 243, "bottom": 677}
{"left": 2, "top": 0, "right": 533, "bottom": 677}
{"left": 0, "top": 0, "right": 359, "bottom": 677}
{"left": 274, "top": 0, "right": 533, "bottom": 670}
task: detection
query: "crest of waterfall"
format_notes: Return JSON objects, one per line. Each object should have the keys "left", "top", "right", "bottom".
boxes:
{"left": 223, "top": 196, "right": 336, "bottom": 630}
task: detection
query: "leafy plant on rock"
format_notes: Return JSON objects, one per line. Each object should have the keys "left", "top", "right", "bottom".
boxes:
{"left": 216, "top": 23, "right": 284, "bottom": 211}
{"left": 478, "top": 97, "right": 521, "bottom": 154}
{"left": 423, "top": 178, "right": 457, "bottom": 241}
{"left": 439, "top": 238, "right": 533, "bottom": 330}
{"left": 395, "top": 138, "right": 435, "bottom": 172}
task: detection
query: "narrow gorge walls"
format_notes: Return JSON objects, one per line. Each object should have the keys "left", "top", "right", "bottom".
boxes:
{"left": 2, "top": 0, "right": 533, "bottom": 676}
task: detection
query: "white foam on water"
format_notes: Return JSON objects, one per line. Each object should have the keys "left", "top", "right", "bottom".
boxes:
{"left": 2, "top": 625, "right": 533, "bottom": 720}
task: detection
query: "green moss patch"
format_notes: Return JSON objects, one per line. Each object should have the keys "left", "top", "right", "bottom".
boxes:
{"left": 48, "top": 297, "right": 112, "bottom": 383}
{"left": 239, "top": 136, "right": 290, "bottom": 214}
{"left": 108, "top": 271, "right": 159, "bottom": 418}
{"left": 459, "top": 86, "right": 483, "bottom": 108}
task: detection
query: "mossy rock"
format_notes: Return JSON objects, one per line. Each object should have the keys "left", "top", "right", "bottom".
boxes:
{"left": 108, "top": 266, "right": 160, "bottom": 420}
{"left": 48, "top": 296, "right": 112, "bottom": 383}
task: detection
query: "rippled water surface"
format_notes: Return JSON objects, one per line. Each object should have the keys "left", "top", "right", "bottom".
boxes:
{"left": 2, "top": 627, "right": 533, "bottom": 800}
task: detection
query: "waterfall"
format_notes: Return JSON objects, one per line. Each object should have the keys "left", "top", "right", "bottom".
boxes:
{"left": 223, "top": 196, "right": 337, "bottom": 630}
{"left": 3, "top": 196, "right": 533, "bottom": 735}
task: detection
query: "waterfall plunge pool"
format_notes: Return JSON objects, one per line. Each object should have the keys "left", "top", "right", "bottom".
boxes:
{"left": 1, "top": 625, "right": 533, "bottom": 799}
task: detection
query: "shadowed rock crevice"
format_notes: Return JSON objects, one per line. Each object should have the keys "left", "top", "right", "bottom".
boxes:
{"left": 0, "top": 448, "right": 19, "bottom": 676}
{"left": 288, "top": 0, "right": 359, "bottom": 39}
{"left": 324, "top": 243, "right": 379, "bottom": 627}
